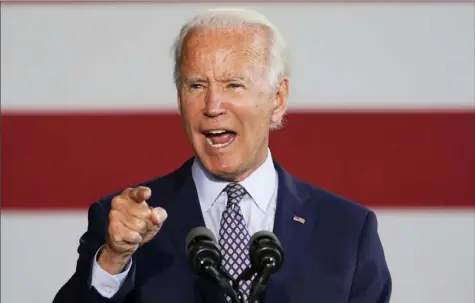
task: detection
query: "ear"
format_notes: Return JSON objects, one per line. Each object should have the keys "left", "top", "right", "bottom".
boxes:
{"left": 177, "top": 91, "right": 184, "bottom": 116}
{"left": 270, "top": 77, "right": 289, "bottom": 125}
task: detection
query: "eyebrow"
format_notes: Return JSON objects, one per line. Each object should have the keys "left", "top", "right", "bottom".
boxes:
{"left": 183, "top": 76, "right": 204, "bottom": 84}
{"left": 224, "top": 75, "right": 248, "bottom": 82}
{"left": 183, "top": 75, "right": 249, "bottom": 84}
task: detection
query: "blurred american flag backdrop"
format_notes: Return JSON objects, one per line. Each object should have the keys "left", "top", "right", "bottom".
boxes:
{"left": 1, "top": 0, "right": 474, "bottom": 302}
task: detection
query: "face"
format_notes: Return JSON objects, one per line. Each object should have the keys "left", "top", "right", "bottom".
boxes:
{"left": 177, "top": 26, "right": 288, "bottom": 181}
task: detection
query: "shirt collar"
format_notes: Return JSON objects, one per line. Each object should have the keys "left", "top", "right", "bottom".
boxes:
{"left": 191, "top": 148, "right": 277, "bottom": 213}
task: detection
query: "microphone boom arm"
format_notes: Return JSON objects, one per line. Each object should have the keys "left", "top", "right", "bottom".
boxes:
{"left": 247, "top": 231, "right": 285, "bottom": 303}
{"left": 203, "top": 263, "right": 241, "bottom": 303}
{"left": 247, "top": 257, "right": 276, "bottom": 303}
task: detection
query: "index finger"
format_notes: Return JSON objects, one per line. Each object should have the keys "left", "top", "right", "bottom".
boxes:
{"left": 126, "top": 186, "right": 152, "bottom": 202}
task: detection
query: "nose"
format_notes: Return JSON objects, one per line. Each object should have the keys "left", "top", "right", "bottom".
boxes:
{"left": 203, "top": 85, "right": 226, "bottom": 118}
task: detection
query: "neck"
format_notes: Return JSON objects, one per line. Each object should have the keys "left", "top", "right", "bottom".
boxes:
{"left": 231, "top": 147, "right": 269, "bottom": 182}
{"left": 196, "top": 146, "right": 270, "bottom": 183}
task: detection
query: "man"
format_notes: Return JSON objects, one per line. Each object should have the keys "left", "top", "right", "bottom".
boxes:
{"left": 54, "top": 8, "right": 391, "bottom": 303}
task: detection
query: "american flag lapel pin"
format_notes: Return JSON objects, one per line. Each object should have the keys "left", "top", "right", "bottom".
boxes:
{"left": 293, "top": 215, "right": 306, "bottom": 224}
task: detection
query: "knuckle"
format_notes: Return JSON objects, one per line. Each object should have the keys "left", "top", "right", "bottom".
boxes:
{"left": 134, "top": 218, "right": 146, "bottom": 231}
{"left": 111, "top": 196, "right": 124, "bottom": 209}
{"left": 122, "top": 187, "right": 133, "bottom": 195}
{"left": 108, "top": 210, "right": 122, "bottom": 224}
{"left": 108, "top": 220, "right": 122, "bottom": 235}
{"left": 140, "top": 206, "right": 152, "bottom": 218}
{"left": 127, "top": 231, "right": 142, "bottom": 243}
{"left": 129, "top": 204, "right": 149, "bottom": 219}
{"left": 109, "top": 209, "right": 118, "bottom": 219}
{"left": 110, "top": 232, "right": 122, "bottom": 243}
{"left": 129, "top": 187, "right": 139, "bottom": 197}
{"left": 111, "top": 197, "right": 118, "bottom": 208}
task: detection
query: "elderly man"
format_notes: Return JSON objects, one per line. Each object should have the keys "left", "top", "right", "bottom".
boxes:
{"left": 54, "top": 8, "right": 391, "bottom": 303}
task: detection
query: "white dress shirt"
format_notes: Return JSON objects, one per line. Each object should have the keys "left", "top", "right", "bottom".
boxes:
{"left": 91, "top": 148, "right": 279, "bottom": 298}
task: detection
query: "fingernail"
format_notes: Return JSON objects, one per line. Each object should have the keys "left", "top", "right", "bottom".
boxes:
{"left": 154, "top": 209, "right": 161, "bottom": 222}
{"left": 143, "top": 188, "right": 151, "bottom": 199}
{"left": 154, "top": 208, "right": 167, "bottom": 223}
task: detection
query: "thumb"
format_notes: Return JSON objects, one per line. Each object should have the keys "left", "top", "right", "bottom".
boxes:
{"left": 151, "top": 207, "right": 168, "bottom": 226}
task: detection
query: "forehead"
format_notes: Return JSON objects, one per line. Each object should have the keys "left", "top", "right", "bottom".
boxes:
{"left": 180, "top": 26, "right": 269, "bottom": 75}
{"left": 184, "top": 25, "right": 266, "bottom": 49}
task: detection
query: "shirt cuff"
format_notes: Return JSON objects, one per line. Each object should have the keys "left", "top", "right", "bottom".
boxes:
{"left": 90, "top": 246, "right": 132, "bottom": 298}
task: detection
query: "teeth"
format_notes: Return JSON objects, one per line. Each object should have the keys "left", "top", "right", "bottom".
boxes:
{"left": 208, "top": 130, "right": 227, "bottom": 135}
{"left": 206, "top": 136, "right": 235, "bottom": 148}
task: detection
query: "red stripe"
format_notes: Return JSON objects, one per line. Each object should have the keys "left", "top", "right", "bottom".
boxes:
{"left": 1, "top": 111, "right": 474, "bottom": 210}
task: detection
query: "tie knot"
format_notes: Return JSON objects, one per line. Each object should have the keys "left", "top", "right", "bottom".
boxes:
{"left": 224, "top": 182, "right": 246, "bottom": 204}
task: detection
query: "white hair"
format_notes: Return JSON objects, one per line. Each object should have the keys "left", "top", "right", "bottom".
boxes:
{"left": 171, "top": 8, "right": 291, "bottom": 90}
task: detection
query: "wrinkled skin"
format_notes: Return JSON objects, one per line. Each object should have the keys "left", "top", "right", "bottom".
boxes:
{"left": 177, "top": 26, "right": 289, "bottom": 181}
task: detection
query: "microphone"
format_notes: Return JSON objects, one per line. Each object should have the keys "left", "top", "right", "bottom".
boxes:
{"left": 248, "top": 231, "right": 284, "bottom": 303}
{"left": 185, "top": 227, "right": 240, "bottom": 302}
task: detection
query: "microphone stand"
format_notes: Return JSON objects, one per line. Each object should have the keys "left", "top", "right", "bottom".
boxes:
{"left": 219, "top": 258, "right": 279, "bottom": 303}
{"left": 225, "top": 270, "right": 246, "bottom": 303}
{"left": 200, "top": 260, "right": 242, "bottom": 303}
{"left": 218, "top": 260, "right": 277, "bottom": 303}
{"left": 231, "top": 267, "right": 256, "bottom": 303}
{"left": 248, "top": 256, "right": 278, "bottom": 303}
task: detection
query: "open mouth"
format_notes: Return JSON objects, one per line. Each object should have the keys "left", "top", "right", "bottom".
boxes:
{"left": 203, "top": 130, "right": 237, "bottom": 149}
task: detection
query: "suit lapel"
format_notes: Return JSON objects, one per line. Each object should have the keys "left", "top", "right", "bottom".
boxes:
{"left": 163, "top": 158, "right": 205, "bottom": 259}
{"left": 161, "top": 158, "right": 225, "bottom": 302}
{"left": 263, "top": 162, "right": 315, "bottom": 302}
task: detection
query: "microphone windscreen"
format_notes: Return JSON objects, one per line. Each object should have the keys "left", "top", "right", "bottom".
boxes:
{"left": 250, "top": 230, "right": 284, "bottom": 272}
{"left": 250, "top": 230, "right": 281, "bottom": 247}
{"left": 185, "top": 226, "right": 216, "bottom": 251}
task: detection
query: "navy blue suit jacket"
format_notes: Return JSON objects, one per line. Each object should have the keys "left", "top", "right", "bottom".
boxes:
{"left": 53, "top": 158, "right": 391, "bottom": 303}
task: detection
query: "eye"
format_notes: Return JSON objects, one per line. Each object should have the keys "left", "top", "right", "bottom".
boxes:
{"left": 190, "top": 83, "right": 203, "bottom": 90}
{"left": 227, "top": 83, "right": 244, "bottom": 89}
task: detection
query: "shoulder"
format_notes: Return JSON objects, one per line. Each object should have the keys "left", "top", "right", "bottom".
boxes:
{"left": 303, "top": 180, "right": 371, "bottom": 221}
{"left": 93, "top": 157, "right": 194, "bottom": 212}
{"left": 278, "top": 163, "right": 375, "bottom": 231}
{"left": 290, "top": 174, "right": 384, "bottom": 253}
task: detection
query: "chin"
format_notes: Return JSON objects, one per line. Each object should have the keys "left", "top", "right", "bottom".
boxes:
{"left": 203, "top": 156, "right": 235, "bottom": 178}
{"left": 195, "top": 150, "right": 241, "bottom": 180}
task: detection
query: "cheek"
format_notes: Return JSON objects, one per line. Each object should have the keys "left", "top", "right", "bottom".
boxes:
{"left": 241, "top": 106, "right": 271, "bottom": 140}
{"left": 180, "top": 98, "right": 202, "bottom": 126}
{"left": 249, "top": 96, "right": 274, "bottom": 127}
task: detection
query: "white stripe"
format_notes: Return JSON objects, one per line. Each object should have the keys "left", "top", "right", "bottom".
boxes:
{"left": 1, "top": 3, "right": 474, "bottom": 110}
{"left": 1, "top": 209, "right": 474, "bottom": 303}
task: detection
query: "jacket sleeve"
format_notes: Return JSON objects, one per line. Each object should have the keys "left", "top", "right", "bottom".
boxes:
{"left": 52, "top": 202, "right": 137, "bottom": 303}
{"left": 349, "top": 211, "right": 392, "bottom": 303}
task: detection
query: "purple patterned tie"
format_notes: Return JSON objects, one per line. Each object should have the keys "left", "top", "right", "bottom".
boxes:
{"left": 218, "top": 182, "right": 252, "bottom": 302}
